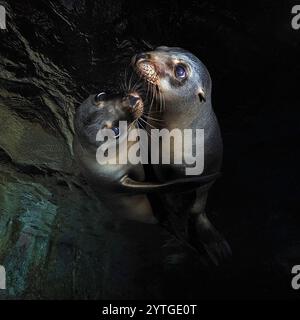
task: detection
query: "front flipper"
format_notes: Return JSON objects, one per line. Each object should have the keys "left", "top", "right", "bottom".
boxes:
{"left": 120, "top": 172, "right": 221, "bottom": 195}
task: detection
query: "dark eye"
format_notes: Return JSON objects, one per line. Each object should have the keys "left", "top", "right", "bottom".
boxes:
{"left": 112, "top": 127, "right": 120, "bottom": 138}
{"left": 95, "top": 92, "right": 106, "bottom": 103}
{"left": 175, "top": 65, "right": 187, "bottom": 79}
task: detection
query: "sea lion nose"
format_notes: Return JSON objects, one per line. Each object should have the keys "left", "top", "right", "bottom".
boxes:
{"left": 128, "top": 95, "right": 140, "bottom": 108}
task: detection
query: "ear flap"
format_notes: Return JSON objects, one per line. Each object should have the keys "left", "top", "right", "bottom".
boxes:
{"left": 94, "top": 92, "right": 106, "bottom": 105}
{"left": 198, "top": 88, "right": 206, "bottom": 103}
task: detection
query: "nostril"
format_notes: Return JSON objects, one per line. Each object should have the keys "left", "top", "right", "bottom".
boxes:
{"left": 128, "top": 95, "right": 140, "bottom": 108}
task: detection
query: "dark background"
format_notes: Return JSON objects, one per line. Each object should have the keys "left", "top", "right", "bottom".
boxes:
{"left": 0, "top": 0, "right": 299, "bottom": 299}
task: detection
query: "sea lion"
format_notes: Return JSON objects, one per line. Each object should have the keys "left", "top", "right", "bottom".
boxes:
{"left": 73, "top": 90, "right": 219, "bottom": 224}
{"left": 132, "top": 46, "right": 231, "bottom": 264}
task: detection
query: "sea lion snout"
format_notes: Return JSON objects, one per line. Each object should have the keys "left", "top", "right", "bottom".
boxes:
{"left": 126, "top": 93, "right": 144, "bottom": 119}
{"left": 128, "top": 95, "right": 140, "bottom": 108}
{"left": 134, "top": 53, "right": 160, "bottom": 85}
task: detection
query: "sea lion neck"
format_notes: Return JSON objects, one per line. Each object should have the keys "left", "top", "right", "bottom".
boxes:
{"left": 157, "top": 98, "right": 212, "bottom": 130}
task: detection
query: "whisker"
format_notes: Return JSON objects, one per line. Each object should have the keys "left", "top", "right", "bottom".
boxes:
{"left": 150, "top": 84, "right": 156, "bottom": 114}
{"left": 142, "top": 115, "right": 164, "bottom": 122}
{"left": 127, "top": 70, "right": 133, "bottom": 92}
{"left": 135, "top": 124, "right": 149, "bottom": 158}
{"left": 139, "top": 117, "right": 157, "bottom": 130}
{"left": 139, "top": 118, "right": 160, "bottom": 145}
{"left": 137, "top": 120, "right": 151, "bottom": 138}
{"left": 143, "top": 111, "right": 164, "bottom": 115}
{"left": 124, "top": 68, "right": 129, "bottom": 91}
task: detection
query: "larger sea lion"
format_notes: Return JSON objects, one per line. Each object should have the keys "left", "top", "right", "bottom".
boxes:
{"left": 132, "top": 46, "right": 231, "bottom": 264}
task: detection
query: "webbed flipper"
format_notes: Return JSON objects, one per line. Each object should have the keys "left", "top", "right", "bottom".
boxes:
{"left": 120, "top": 172, "right": 221, "bottom": 194}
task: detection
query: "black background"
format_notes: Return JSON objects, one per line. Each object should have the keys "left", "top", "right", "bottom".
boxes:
{"left": 0, "top": 0, "right": 300, "bottom": 300}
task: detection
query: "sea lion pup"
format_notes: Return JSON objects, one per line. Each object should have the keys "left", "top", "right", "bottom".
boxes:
{"left": 132, "top": 46, "right": 231, "bottom": 264}
{"left": 73, "top": 91, "right": 219, "bottom": 224}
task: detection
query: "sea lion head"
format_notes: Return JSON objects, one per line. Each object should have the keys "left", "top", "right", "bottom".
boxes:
{"left": 74, "top": 91, "right": 144, "bottom": 147}
{"left": 132, "top": 46, "right": 211, "bottom": 105}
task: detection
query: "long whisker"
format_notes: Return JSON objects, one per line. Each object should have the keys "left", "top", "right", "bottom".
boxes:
{"left": 158, "top": 87, "right": 163, "bottom": 114}
{"left": 146, "top": 80, "right": 153, "bottom": 105}
{"left": 160, "top": 88, "right": 165, "bottom": 113}
{"left": 139, "top": 117, "right": 157, "bottom": 130}
{"left": 132, "top": 81, "right": 144, "bottom": 92}
{"left": 150, "top": 83, "right": 157, "bottom": 114}
{"left": 143, "top": 111, "right": 164, "bottom": 115}
{"left": 142, "top": 115, "right": 164, "bottom": 122}
{"left": 121, "top": 68, "right": 130, "bottom": 92}
{"left": 138, "top": 118, "right": 160, "bottom": 145}
{"left": 145, "top": 81, "right": 150, "bottom": 101}
{"left": 134, "top": 125, "right": 149, "bottom": 160}
{"left": 137, "top": 119, "right": 151, "bottom": 138}
{"left": 120, "top": 71, "right": 126, "bottom": 92}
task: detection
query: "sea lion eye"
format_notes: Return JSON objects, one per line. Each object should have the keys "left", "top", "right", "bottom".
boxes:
{"left": 175, "top": 65, "right": 187, "bottom": 79}
{"left": 95, "top": 92, "right": 106, "bottom": 103}
{"left": 112, "top": 127, "right": 120, "bottom": 138}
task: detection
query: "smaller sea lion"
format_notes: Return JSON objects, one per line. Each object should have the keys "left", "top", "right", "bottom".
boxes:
{"left": 73, "top": 91, "right": 219, "bottom": 224}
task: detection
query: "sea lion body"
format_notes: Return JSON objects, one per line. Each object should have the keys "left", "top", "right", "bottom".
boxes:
{"left": 133, "top": 46, "right": 231, "bottom": 263}
{"left": 73, "top": 92, "right": 157, "bottom": 224}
